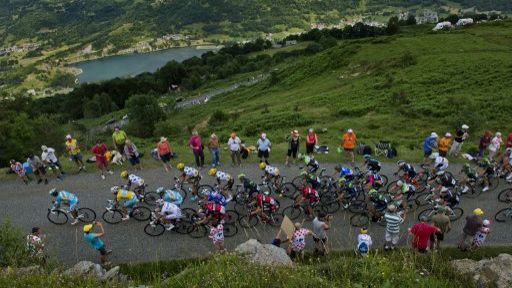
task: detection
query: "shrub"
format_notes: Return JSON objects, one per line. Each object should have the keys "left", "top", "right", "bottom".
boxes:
{"left": 125, "top": 94, "right": 165, "bottom": 137}
{"left": 0, "top": 218, "right": 30, "bottom": 267}
{"left": 210, "top": 110, "right": 229, "bottom": 125}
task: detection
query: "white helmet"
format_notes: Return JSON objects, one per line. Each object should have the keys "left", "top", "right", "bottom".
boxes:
{"left": 461, "top": 124, "right": 469, "bottom": 130}
{"left": 436, "top": 170, "right": 445, "bottom": 176}
{"left": 110, "top": 186, "right": 119, "bottom": 194}
{"left": 396, "top": 180, "right": 403, "bottom": 186}
{"left": 429, "top": 152, "right": 440, "bottom": 159}
{"left": 156, "top": 187, "right": 165, "bottom": 194}
{"left": 483, "top": 219, "right": 491, "bottom": 226}
{"left": 445, "top": 132, "right": 452, "bottom": 138}
{"left": 431, "top": 132, "right": 438, "bottom": 138}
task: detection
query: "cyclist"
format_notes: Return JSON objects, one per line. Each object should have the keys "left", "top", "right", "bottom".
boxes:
{"left": 238, "top": 174, "right": 260, "bottom": 194}
{"left": 299, "top": 154, "right": 320, "bottom": 174}
{"left": 336, "top": 177, "right": 358, "bottom": 209}
{"left": 439, "top": 186, "right": 460, "bottom": 211}
{"left": 501, "top": 148, "right": 512, "bottom": 181}
{"left": 196, "top": 201, "right": 226, "bottom": 225}
{"left": 202, "top": 187, "right": 230, "bottom": 207}
{"left": 112, "top": 186, "right": 138, "bottom": 221}
{"left": 367, "top": 188, "right": 388, "bottom": 220}
{"left": 155, "top": 199, "right": 182, "bottom": 231}
{"left": 430, "top": 153, "right": 449, "bottom": 175}
{"left": 459, "top": 163, "right": 478, "bottom": 194}
{"left": 476, "top": 158, "right": 494, "bottom": 192}
{"left": 363, "top": 155, "right": 381, "bottom": 173}
{"left": 120, "top": 170, "right": 145, "bottom": 197}
{"left": 296, "top": 182, "right": 320, "bottom": 219}
{"left": 431, "top": 170, "right": 456, "bottom": 193}
{"left": 49, "top": 188, "right": 79, "bottom": 225}
{"left": 260, "top": 162, "right": 282, "bottom": 192}
{"left": 366, "top": 170, "right": 384, "bottom": 191}
{"left": 156, "top": 187, "right": 183, "bottom": 206}
{"left": 177, "top": 163, "right": 201, "bottom": 202}
{"left": 389, "top": 180, "right": 416, "bottom": 201}
{"left": 208, "top": 168, "right": 234, "bottom": 192}
{"left": 334, "top": 164, "right": 355, "bottom": 182}
{"left": 395, "top": 160, "right": 417, "bottom": 182}
{"left": 249, "top": 192, "right": 279, "bottom": 223}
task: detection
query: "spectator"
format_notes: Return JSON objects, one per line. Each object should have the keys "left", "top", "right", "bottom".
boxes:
{"left": 312, "top": 212, "right": 332, "bottom": 256}
{"left": 208, "top": 133, "right": 220, "bottom": 167}
{"left": 10, "top": 159, "right": 29, "bottom": 184}
{"left": 91, "top": 139, "right": 113, "bottom": 180}
{"left": 488, "top": 132, "right": 503, "bottom": 160}
{"left": 41, "top": 145, "right": 64, "bottom": 180}
{"left": 27, "top": 153, "right": 48, "bottom": 185}
{"left": 65, "top": 134, "right": 85, "bottom": 172}
{"left": 208, "top": 223, "right": 225, "bottom": 253}
{"left": 507, "top": 132, "right": 512, "bottom": 149}
{"left": 449, "top": 124, "right": 469, "bottom": 156}
{"left": 124, "top": 139, "right": 141, "bottom": 170}
{"left": 285, "top": 130, "right": 300, "bottom": 166}
{"left": 342, "top": 128, "right": 357, "bottom": 163}
{"left": 430, "top": 207, "right": 451, "bottom": 250}
{"left": 459, "top": 208, "right": 484, "bottom": 251}
{"left": 157, "top": 137, "right": 173, "bottom": 172}
{"left": 83, "top": 222, "right": 112, "bottom": 266}
{"left": 384, "top": 204, "right": 403, "bottom": 251}
{"left": 189, "top": 131, "right": 204, "bottom": 168}
{"left": 478, "top": 130, "right": 492, "bottom": 157}
{"left": 287, "top": 222, "right": 314, "bottom": 260}
{"left": 423, "top": 132, "right": 438, "bottom": 164}
{"left": 472, "top": 219, "right": 491, "bottom": 249}
{"left": 112, "top": 126, "right": 128, "bottom": 158}
{"left": 257, "top": 132, "right": 271, "bottom": 164}
{"left": 438, "top": 133, "right": 452, "bottom": 157}
{"left": 26, "top": 227, "right": 46, "bottom": 265}
{"left": 306, "top": 128, "right": 317, "bottom": 157}
{"left": 271, "top": 229, "right": 290, "bottom": 248}
{"left": 227, "top": 132, "right": 242, "bottom": 166}
{"left": 409, "top": 216, "right": 440, "bottom": 253}
{"left": 356, "top": 227, "right": 372, "bottom": 257}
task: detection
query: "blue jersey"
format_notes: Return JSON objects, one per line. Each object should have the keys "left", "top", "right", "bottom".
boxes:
{"left": 338, "top": 167, "right": 353, "bottom": 178}
{"left": 423, "top": 137, "right": 436, "bottom": 152}
{"left": 83, "top": 233, "right": 104, "bottom": 250}
{"left": 162, "top": 190, "right": 184, "bottom": 206}
{"left": 207, "top": 191, "right": 228, "bottom": 206}
{"left": 52, "top": 191, "right": 78, "bottom": 209}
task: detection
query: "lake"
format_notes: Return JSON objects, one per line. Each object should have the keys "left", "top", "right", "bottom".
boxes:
{"left": 72, "top": 47, "right": 216, "bottom": 83}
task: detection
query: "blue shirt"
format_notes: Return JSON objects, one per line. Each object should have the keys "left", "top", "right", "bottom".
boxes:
{"left": 339, "top": 167, "right": 353, "bottom": 177}
{"left": 84, "top": 233, "right": 104, "bottom": 250}
{"left": 257, "top": 138, "right": 271, "bottom": 151}
{"left": 207, "top": 191, "right": 228, "bottom": 206}
{"left": 423, "top": 137, "right": 436, "bottom": 152}
{"left": 163, "top": 190, "right": 183, "bottom": 206}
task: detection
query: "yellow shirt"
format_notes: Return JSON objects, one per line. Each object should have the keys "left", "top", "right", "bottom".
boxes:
{"left": 438, "top": 137, "right": 452, "bottom": 152}
{"left": 116, "top": 189, "right": 135, "bottom": 201}
{"left": 65, "top": 139, "right": 80, "bottom": 155}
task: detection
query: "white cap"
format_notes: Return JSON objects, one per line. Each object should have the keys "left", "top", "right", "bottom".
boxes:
{"left": 496, "top": 132, "right": 502, "bottom": 137}
{"left": 41, "top": 145, "right": 47, "bottom": 151}
{"left": 461, "top": 124, "right": 469, "bottom": 129}
{"left": 347, "top": 128, "right": 353, "bottom": 133}
{"left": 445, "top": 132, "right": 452, "bottom": 138}
{"left": 65, "top": 134, "right": 72, "bottom": 139}
{"left": 431, "top": 132, "right": 438, "bottom": 138}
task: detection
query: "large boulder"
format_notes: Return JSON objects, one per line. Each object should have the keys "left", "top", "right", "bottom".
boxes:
{"left": 235, "top": 239, "right": 293, "bottom": 267}
{"left": 100, "top": 266, "right": 120, "bottom": 282}
{"left": 451, "top": 253, "right": 512, "bottom": 288}
{"left": 63, "top": 261, "right": 97, "bottom": 277}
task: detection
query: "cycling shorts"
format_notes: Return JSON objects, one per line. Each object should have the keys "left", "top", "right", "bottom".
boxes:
{"left": 69, "top": 199, "right": 79, "bottom": 211}
{"left": 123, "top": 197, "right": 138, "bottom": 208}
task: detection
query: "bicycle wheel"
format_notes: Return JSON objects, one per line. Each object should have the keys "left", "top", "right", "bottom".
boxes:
{"left": 102, "top": 210, "right": 123, "bottom": 224}
{"left": 417, "top": 208, "right": 435, "bottom": 221}
{"left": 319, "top": 176, "right": 336, "bottom": 193}
{"left": 386, "top": 180, "right": 398, "bottom": 193}
{"left": 174, "top": 220, "right": 191, "bottom": 235}
{"left": 143, "top": 192, "right": 160, "bottom": 206}
{"left": 282, "top": 205, "right": 302, "bottom": 220}
{"left": 132, "top": 206, "right": 151, "bottom": 221}
{"left": 281, "top": 182, "right": 297, "bottom": 199}
{"left": 320, "top": 200, "right": 340, "bottom": 214}
{"left": 350, "top": 213, "right": 369, "bottom": 227}
{"left": 380, "top": 175, "right": 389, "bottom": 186}
{"left": 77, "top": 208, "right": 96, "bottom": 223}
{"left": 348, "top": 200, "right": 367, "bottom": 214}
{"left": 449, "top": 207, "right": 464, "bottom": 221}
{"left": 224, "top": 209, "right": 239, "bottom": 224}
{"left": 188, "top": 224, "right": 208, "bottom": 238}
{"left": 268, "top": 213, "right": 283, "bottom": 227}
{"left": 181, "top": 208, "right": 196, "bottom": 220}
{"left": 461, "top": 185, "right": 480, "bottom": 199}
{"left": 223, "top": 223, "right": 238, "bottom": 238}
{"left": 198, "top": 184, "right": 214, "bottom": 196}
{"left": 414, "top": 193, "right": 431, "bottom": 207}
{"left": 292, "top": 176, "right": 307, "bottom": 189}
{"left": 498, "top": 189, "right": 512, "bottom": 203}
{"left": 239, "top": 214, "right": 259, "bottom": 228}
{"left": 495, "top": 208, "right": 512, "bottom": 223}
{"left": 47, "top": 210, "right": 68, "bottom": 225}
{"left": 144, "top": 223, "right": 165, "bottom": 237}
{"left": 320, "top": 191, "right": 338, "bottom": 205}
{"left": 235, "top": 192, "right": 248, "bottom": 206}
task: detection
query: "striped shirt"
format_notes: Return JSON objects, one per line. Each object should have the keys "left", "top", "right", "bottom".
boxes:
{"left": 384, "top": 212, "right": 403, "bottom": 234}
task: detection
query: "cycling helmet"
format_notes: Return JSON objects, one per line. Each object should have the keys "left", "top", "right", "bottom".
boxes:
{"left": 334, "top": 164, "right": 343, "bottom": 172}
{"left": 237, "top": 173, "right": 246, "bottom": 180}
{"left": 396, "top": 180, "right": 403, "bottom": 186}
{"left": 156, "top": 187, "right": 165, "bottom": 194}
{"left": 155, "top": 199, "right": 164, "bottom": 206}
{"left": 360, "top": 227, "right": 368, "bottom": 234}
{"left": 436, "top": 170, "right": 445, "bottom": 176}
{"left": 303, "top": 155, "right": 311, "bottom": 164}
{"left": 110, "top": 186, "right": 119, "bottom": 194}
{"left": 429, "top": 152, "right": 440, "bottom": 159}
{"left": 297, "top": 153, "right": 304, "bottom": 160}
{"left": 259, "top": 162, "right": 267, "bottom": 170}
{"left": 363, "top": 154, "right": 371, "bottom": 160}
{"left": 49, "top": 188, "right": 58, "bottom": 197}
{"left": 120, "top": 170, "right": 129, "bottom": 178}
{"left": 83, "top": 224, "right": 93, "bottom": 233}
{"left": 208, "top": 168, "right": 217, "bottom": 176}
{"left": 177, "top": 163, "right": 185, "bottom": 171}
{"left": 396, "top": 160, "right": 405, "bottom": 167}
{"left": 483, "top": 219, "right": 491, "bottom": 226}
{"left": 473, "top": 208, "right": 484, "bottom": 216}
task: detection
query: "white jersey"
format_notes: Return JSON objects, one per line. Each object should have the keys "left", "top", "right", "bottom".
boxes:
{"left": 265, "top": 165, "right": 280, "bottom": 176}
{"left": 184, "top": 166, "right": 199, "bottom": 177}
{"left": 434, "top": 157, "right": 449, "bottom": 171}
{"left": 41, "top": 148, "right": 58, "bottom": 163}
{"left": 160, "top": 202, "right": 181, "bottom": 219}
{"left": 357, "top": 234, "right": 373, "bottom": 249}
{"left": 129, "top": 174, "right": 144, "bottom": 186}
{"left": 215, "top": 171, "right": 231, "bottom": 181}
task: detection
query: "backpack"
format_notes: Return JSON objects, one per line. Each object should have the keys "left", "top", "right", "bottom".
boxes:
{"left": 358, "top": 241, "right": 369, "bottom": 254}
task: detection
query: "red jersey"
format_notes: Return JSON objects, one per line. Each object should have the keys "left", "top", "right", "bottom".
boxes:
{"left": 302, "top": 187, "right": 319, "bottom": 203}
{"left": 410, "top": 223, "right": 438, "bottom": 250}
{"left": 205, "top": 203, "right": 225, "bottom": 218}
{"left": 91, "top": 143, "right": 107, "bottom": 161}
{"left": 256, "top": 194, "right": 277, "bottom": 211}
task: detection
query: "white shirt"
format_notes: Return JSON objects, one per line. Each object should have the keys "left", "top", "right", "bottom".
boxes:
{"left": 216, "top": 171, "right": 231, "bottom": 181}
{"left": 227, "top": 137, "right": 241, "bottom": 151}
{"left": 184, "top": 166, "right": 199, "bottom": 177}
{"left": 128, "top": 174, "right": 144, "bottom": 186}
{"left": 160, "top": 202, "right": 181, "bottom": 217}
{"left": 265, "top": 165, "right": 280, "bottom": 176}
{"left": 435, "top": 157, "right": 449, "bottom": 171}
{"left": 41, "top": 148, "right": 58, "bottom": 163}
{"left": 357, "top": 234, "right": 373, "bottom": 249}
{"left": 489, "top": 136, "right": 502, "bottom": 152}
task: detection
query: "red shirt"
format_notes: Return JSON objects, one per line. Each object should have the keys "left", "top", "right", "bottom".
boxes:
{"left": 189, "top": 135, "right": 203, "bottom": 152}
{"left": 91, "top": 143, "right": 107, "bottom": 161}
{"left": 157, "top": 141, "right": 171, "bottom": 155}
{"left": 507, "top": 133, "right": 512, "bottom": 148}
{"left": 410, "top": 223, "right": 438, "bottom": 250}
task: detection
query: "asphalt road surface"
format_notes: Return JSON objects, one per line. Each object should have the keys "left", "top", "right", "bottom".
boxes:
{"left": 1, "top": 161, "right": 510, "bottom": 266}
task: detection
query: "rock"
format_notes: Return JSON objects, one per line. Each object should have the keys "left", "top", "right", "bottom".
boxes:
{"left": 63, "top": 261, "right": 96, "bottom": 277}
{"left": 93, "top": 264, "right": 105, "bottom": 278}
{"left": 13, "top": 265, "right": 42, "bottom": 274}
{"left": 235, "top": 239, "right": 293, "bottom": 267}
{"left": 100, "top": 266, "right": 120, "bottom": 282}
{"left": 451, "top": 253, "right": 512, "bottom": 288}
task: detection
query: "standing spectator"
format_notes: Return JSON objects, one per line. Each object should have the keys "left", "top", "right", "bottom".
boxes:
{"left": 312, "top": 212, "right": 332, "bottom": 256}
{"left": 356, "top": 227, "right": 373, "bottom": 257}
{"left": 157, "top": 137, "right": 173, "bottom": 172}
{"left": 208, "top": 133, "right": 220, "bottom": 167}
{"left": 409, "top": 216, "right": 440, "bottom": 253}
{"left": 189, "top": 131, "right": 204, "bottom": 168}
{"left": 208, "top": 223, "right": 225, "bottom": 253}
{"left": 26, "top": 227, "right": 46, "bottom": 265}
{"left": 507, "top": 132, "right": 512, "bottom": 149}
{"left": 449, "top": 124, "right": 469, "bottom": 156}
{"left": 305, "top": 128, "right": 317, "bottom": 157}
{"left": 488, "top": 132, "right": 503, "bottom": 160}
{"left": 287, "top": 222, "right": 314, "bottom": 260}
{"left": 430, "top": 207, "right": 451, "bottom": 250}
{"left": 41, "top": 145, "right": 64, "bottom": 180}
{"left": 478, "top": 131, "right": 492, "bottom": 157}
{"left": 285, "top": 130, "right": 300, "bottom": 166}
{"left": 27, "top": 153, "right": 48, "bottom": 185}
{"left": 423, "top": 132, "right": 438, "bottom": 164}
{"left": 472, "top": 219, "right": 491, "bottom": 249}
{"left": 384, "top": 204, "right": 403, "bottom": 251}
{"left": 112, "top": 126, "right": 128, "bottom": 158}
{"left": 124, "top": 139, "right": 141, "bottom": 170}
{"left": 257, "top": 132, "right": 271, "bottom": 164}
{"left": 438, "top": 133, "right": 452, "bottom": 157}
{"left": 342, "top": 128, "right": 357, "bottom": 163}
{"left": 459, "top": 208, "right": 484, "bottom": 251}
{"left": 10, "top": 159, "right": 29, "bottom": 184}
{"left": 65, "top": 134, "right": 85, "bottom": 172}
{"left": 91, "top": 139, "right": 113, "bottom": 180}
{"left": 83, "top": 222, "right": 112, "bottom": 266}
{"left": 227, "top": 132, "right": 242, "bottom": 166}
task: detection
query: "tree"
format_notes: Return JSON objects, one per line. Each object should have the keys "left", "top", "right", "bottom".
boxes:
{"left": 387, "top": 16, "right": 400, "bottom": 35}
{"left": 406, "top": 15, "right": 417, "bottom": 26}
{"left": 125, "top": 94, "right": 164, "bottom": 137}
{"left": 445, "top": 14, "right": 460, "bottom": 25}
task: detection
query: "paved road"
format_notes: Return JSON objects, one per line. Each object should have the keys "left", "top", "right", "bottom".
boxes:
{"left": 1, "top": 161, "right": 510, "bottom": 266}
